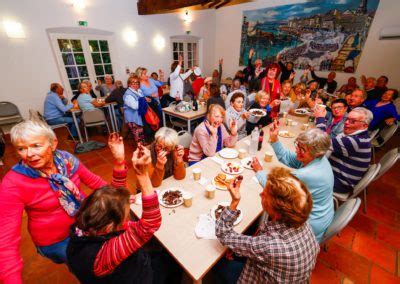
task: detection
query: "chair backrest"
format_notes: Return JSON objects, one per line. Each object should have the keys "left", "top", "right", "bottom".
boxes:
{"left": 352, "top": 163, "right": 381, "bottom": 197}
{"left": 177, "top": 130, "right": 193, "bottom": 148}
{"left": 368, "top": 129, "right": 380, "bottom": 140}
{"left": 373, "top": 124, "right": 398, "bottom": 147}
{"left": 29, "top": 109, "right": 45, "bottom": 122}
{"left": 82, "top": 109, "right": 106, "bottom": 124}
{"left": 375, "top": 147, "right": 400, "bottom": 181}
{"left": 320, "top": 198, "right": 361, "bottom": 244}
{"left": 0, "top": 102, "right": 20, "bottom": 117}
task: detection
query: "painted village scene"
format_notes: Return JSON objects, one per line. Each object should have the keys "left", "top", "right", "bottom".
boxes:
{"left": 239, "top": 0, "right": 380, "bottom": 73}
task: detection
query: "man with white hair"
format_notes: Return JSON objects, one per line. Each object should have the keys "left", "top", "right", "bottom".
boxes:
{"left": 318, "top": 107, "right": 373, "bottom": 194}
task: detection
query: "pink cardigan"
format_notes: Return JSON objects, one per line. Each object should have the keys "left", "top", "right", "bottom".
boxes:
{"left": 188, "top": 122, "right": 237, "bottom": 162}
{"left": 0, "top": 163, "right": 126, "bottom": 284}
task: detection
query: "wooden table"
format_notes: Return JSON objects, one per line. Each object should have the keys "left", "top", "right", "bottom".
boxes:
{"left": 70, "top": 102, "right": 118, "bottom": 144}
{"left": 131, "top": 114, "right": 311, "bottom": 283}
{"left": 162, "top": 105, "right": 207, "bottom": 133}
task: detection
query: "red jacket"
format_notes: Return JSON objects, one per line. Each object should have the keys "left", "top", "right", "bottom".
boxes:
{"left": 192, "top": 77, "right": 204, "bottom": 96}
{"left": 0, "top": 163, "right": 127, "bottom": 284}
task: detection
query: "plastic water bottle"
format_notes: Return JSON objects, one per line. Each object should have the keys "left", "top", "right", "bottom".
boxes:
{"left": 249, "top": 127, "right": 259, "bottom": 154}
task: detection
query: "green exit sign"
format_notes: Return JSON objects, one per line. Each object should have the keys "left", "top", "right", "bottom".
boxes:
{"left": 78, "top": 21, "right": 88, "bottom": 27}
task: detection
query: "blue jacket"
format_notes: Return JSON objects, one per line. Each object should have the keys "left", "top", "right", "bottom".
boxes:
{"left": 123, "top": 88, "right": 144, "bottom": 126}
{"left": 256, "top": 141, "right": 334, "bottom": 242}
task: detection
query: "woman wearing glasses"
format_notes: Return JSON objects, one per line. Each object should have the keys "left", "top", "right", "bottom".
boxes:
{"left": 252, "top": 124, "right": 334, "bottom": 243}
{"left": 123, "top": 75, "right": 147, "bottom": 147}
{"left": 315, "top": 99, "right": 348, "bottom": 138}
{"left": 148, "top": 127, "right": 186, "bottom": 187}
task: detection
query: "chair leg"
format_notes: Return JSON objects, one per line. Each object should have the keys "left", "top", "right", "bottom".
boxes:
{"left": 105, "top": 121, "right": 111, "bottom": 135}
{"left": 84, "top": 127, "right": 89, "bottom": 142}
{"left": 64, "top": 126, "right": 76, "bottom": 143}
{"left": 372, "top": 146, "right": 376, "bottom": 164}
{"left": 363, "top": 188, "right": 367, "bottom": 213}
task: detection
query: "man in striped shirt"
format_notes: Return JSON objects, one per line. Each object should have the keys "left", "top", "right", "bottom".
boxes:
{"left": 316, "top": 107, "right": 373, "bottom": 193}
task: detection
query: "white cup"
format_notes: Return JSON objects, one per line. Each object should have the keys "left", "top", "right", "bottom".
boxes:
{"left": 238, "top": 148, "right": 247, "bottom": 159}
{"left": 183, "top": 192, "right": 193, "bottom": 207}
{"left": 205, "top": 184, "right": 215, "bottom": 199}
{"left": 193, "top": 168, "right": 201, "bottom": 181}
{"left": 264, "top": 151, "right": 273, "bottom": 162}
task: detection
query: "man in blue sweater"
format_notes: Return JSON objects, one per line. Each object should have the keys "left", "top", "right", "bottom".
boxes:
{"left": 317, "top": 107, "right": 373, "bottom": 194}
{"left": 44, "top": 83, "right": 79, "bottom": 139}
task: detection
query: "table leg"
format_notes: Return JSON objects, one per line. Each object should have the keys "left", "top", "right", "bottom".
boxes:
{"left": 108, "top": 105, "right": 116, "bottom": 132}
{"left": 111, "top": 105, "right": 118, "bottom": 132}
{"left": 72, "top": 112, "right": 83, "bottom": 144}
{"left": 162, "top": 111, "right": 166, "bottom": 127}
{"left": 188, "top": 119, "right": 191, "bottom": 133}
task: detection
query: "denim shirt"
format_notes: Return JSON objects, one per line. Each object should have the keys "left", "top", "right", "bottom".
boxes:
{"left": 43, "top": 91, "right": 74, "bottom": 120}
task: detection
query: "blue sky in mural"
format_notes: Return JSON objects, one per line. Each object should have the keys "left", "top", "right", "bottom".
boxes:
{"left": 244, "top": 0, "right": 380, "bottom": 23}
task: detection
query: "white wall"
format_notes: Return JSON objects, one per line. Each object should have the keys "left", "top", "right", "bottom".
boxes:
{"left": 215, "top": 0, "right": 400, "bottom": 90}
{"left": 0, "top": 0, "right": 216, "bottom": 117}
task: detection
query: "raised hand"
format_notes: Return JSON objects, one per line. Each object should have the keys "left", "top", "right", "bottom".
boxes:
{"left": 205, "top": 120, "right": 218, "bottom": 137}
{"left": 173, "top": 145, "right": 185, "bottom": 163}
{"left": 156, "top": 150, "right": 168, "bottom": 168}
{"left": 227, "top": 175, "right": 243, "bottom": 210}
{"left": 219, "top": 58, "right": 223, "bottom": 65}
{"left": 313, "top": 106, "right": 327, "bottom": 118}
{"left": 289, "top": 72, "right": 296, "bottom": 80}
{"left": 249, "top": 48, "right": 254, "bottom": 59}
{"left": 230, "top": 119, "right": 238, "bottom": 136}
{"left": 108, "top": 132, "right": 125, "bottom": 163}
{"left": 251, "top": 157, "right": 263, "bottom": 172}
{"left": 132, "top": 144, "right": 151, "bottom": 176}
{"left": 270, "top": 99, "right": 281, "bottom": 108}
{"left": 269, "top": 119, "right": 280, "bottom": 143}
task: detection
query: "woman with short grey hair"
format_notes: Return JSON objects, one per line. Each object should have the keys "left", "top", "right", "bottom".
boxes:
{"left": 149, "top": 127, "right": 186, "bottom": 187}
{"left": 0, "top": 121, "right": 127, "bottom": 281}
{"left": 252, "top": 122, "right": 334, "bottom": 243}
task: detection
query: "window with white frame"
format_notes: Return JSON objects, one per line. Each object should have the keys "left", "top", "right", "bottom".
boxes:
{"left": 171, "top": 36, "right": 200, "bottom": 70}
{"left": 49, "top": 29, "right": 116, "bottom": 97}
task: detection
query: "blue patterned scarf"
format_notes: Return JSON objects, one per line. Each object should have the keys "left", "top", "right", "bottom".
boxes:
{"left": 12, "top": 150, "right": 84, "bottom": 216}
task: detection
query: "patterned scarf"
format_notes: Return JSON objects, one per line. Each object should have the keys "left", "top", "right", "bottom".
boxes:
{"left": 12, "top": 150, "right": 84, "bottom": 216}
{"left": 204, "top": 121, "right": 223, "bottom": 153}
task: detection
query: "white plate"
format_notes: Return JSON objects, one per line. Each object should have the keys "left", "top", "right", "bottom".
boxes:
{"left": 241, "top": 157, "right": 255, "bottom": 170}
{"left": 294, "top": 108, "right": 310, "bottom": 115}
{"left": 158, "top": 188, "right": 184, "bottom": 208}
{"left": 219, "top": 148, "right": 239, "bottom": 159}
{"left": 221, "top": 161, "right": 244, "bottom": 175}
{"left": 249, "top": 108, "right": 267, "bottom": 117}
{"left": 211, "top": 174, "right": 235, "bottom": 190}
{"left": 211, "top": 201, "right": 243, "bottom": 226}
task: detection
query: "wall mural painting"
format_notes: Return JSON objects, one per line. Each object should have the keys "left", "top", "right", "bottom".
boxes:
{"left": 239, "top": 0, "right": 380, "bottom": 73}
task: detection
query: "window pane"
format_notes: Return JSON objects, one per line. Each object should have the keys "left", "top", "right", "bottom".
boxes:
{"left": 173, "top": 42, "right": 178, "bottom": 51}
{"left": 101, "top": 53, "right": 111, "bottom": 64}
{"left": 65, "top": 66, "right": 78, "bottom": 78}
{"left": 188, "top": 43, "right": 192, "bottom": 51}
{"left": 89, "top": 40, "right": 99, "bottom": 52}
{"left": 78, "top": 66, "right": 89, "bottom": 77}
{"left": 69, "top": 79, "right": 79, "bottom": 91}
{"left": 95, "top": 65, "right": 104, "bottom": 76}
{"left": 74, "top": 53, "right": 86, "bottom": 65}
{"left": 71, "top": 40, "right": 82, "bottom": 52}
{"left": 188, "top": 52, "right": 192, "bottom": 60}
{"left": 58, "top": 39, "right": 71, "bottom": 52}
{"left": 179, "top": 43, "right": 183, "bottom": 50}
{"left": 99, "top": 40, "right": 109, "bottom": 52}
{"left": 173, "top": 52, "right": 178, "bottom": 61}
{"left": 104, "top": 64, "right": 113, "bottom": 75}
{"left": 91, "top": 53, "right": 102, "bottom": 64}
{"left": 62, "top": 53, "right": 75, "bottom": 65}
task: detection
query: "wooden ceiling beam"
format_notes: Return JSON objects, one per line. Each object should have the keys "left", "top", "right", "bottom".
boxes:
{"left": 215, "top": 0, "right": 230, "bottom": 9}
{"left": 207, "top": 1, "right": 222, "bottom": 8}
{"left": 137, "top": 0, "right": 209, "bottom": 15}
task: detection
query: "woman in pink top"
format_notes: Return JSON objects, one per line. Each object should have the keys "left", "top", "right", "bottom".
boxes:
{"left": 0, "top": 121, "right": 127, "bottom": 284}
{"left": 188, "top": 104, "right": 238, "bottom": 165}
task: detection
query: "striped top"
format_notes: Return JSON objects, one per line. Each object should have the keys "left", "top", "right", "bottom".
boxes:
{"left": 93, "top": 193, "right": 161, "bottom": 277}
{"left": 320, "top": 122, "right": 372, "bottom": 193}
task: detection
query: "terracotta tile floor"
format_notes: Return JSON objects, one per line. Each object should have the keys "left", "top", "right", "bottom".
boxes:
{"left": 0, "top": 128, "right": 399, "bottom": 284}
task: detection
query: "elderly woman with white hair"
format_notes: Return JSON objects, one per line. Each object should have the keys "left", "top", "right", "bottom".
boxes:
{"left": 0, "top": 121, "right": 127, "bottom": 283}
{"left": 148, "top": 127, "right": 186, "bottom": 187}
{"left": 96, "top": 74, "right": 115, "bottom": 97}
{"left": 252, "top": 123, "right": 334, "bottom": 242}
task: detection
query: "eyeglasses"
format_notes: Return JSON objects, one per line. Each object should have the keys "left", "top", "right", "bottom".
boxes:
{"left": 345, "top": 118, "right": 365, "bottom": 124}
{"left": 331, "top": 105, "right": 345, "bottom": 110}
{"left": 132, "top": 81, "right": 140, "bottom": 85}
